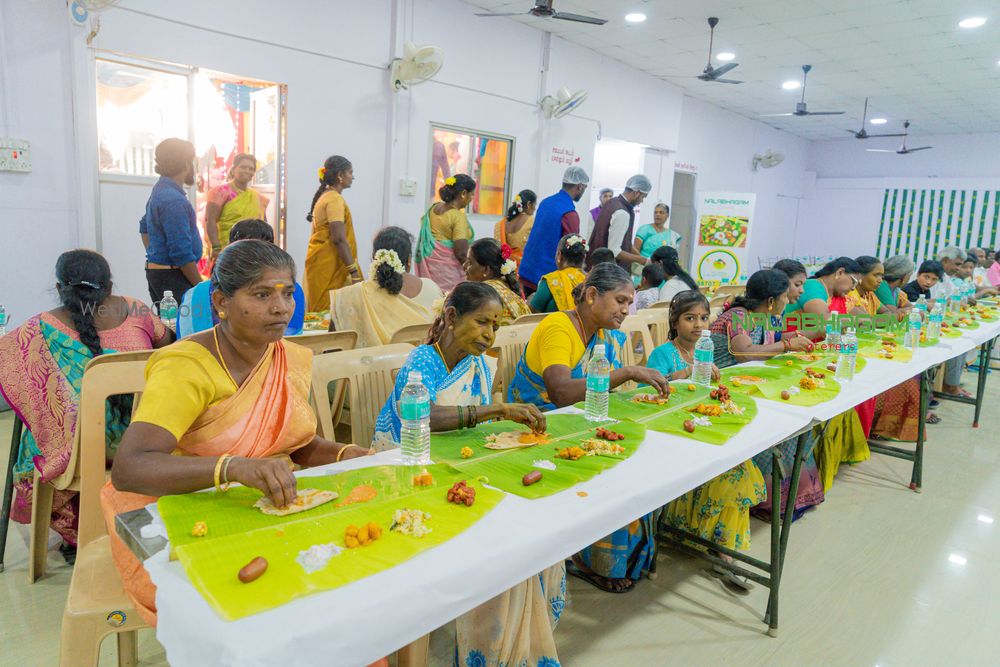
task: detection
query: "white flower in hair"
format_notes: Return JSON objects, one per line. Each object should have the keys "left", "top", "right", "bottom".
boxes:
{"left": 500, "top": 259, "right": 517, "bottom": 276}
{"left": 368, "top": 248, "right": 406, "bottom": 277}
{"left": 565, "top": 235, "right": 587, "bottom": 249}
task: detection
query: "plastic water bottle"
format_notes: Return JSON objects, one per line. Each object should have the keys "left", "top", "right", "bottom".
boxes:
{"left": 914, "top": 294, "right": 928, "bottom": 320}
{"left": 928, "top": 299, "right": 944, "bottom": 340}
{"left": 159, "top": 291, "right": 178, "bottom": 331}
{"left": 949, "top": 283, "right": 962, "bottom": 314}
{"left": 905, "top": 308, "right": 922, "bottom": 351}
{"left": 399, "top": 370, "right": 431, "bottom": 465}
{"left": 824, "top": 315, "right": 841, "bottom": 355}
{"left": 836, "top": 327, "right": 858, "bottom": 382}
{"left": 691, "top": 330, "right": 715, "bottom": 386}
{"left": 0, "top": 304, "right": 7, "bottom": 337}
{"left": 584, "top": 344, "right": 611, "bottom": 422}
{"left": 960, "top": 282, "right": 970, "bottom": 309}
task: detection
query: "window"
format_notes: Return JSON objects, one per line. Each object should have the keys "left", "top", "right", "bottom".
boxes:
{"left": 96, "top": 59, "right": 188, "bottom": 176}
{"left": 429, "top": 125, "right": 513, "bottom": 217}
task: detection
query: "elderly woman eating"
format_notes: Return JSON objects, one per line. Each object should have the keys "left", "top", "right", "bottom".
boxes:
{"left": 373, "top": 282, "right": 561, "bottom": 667}
{"left": 103, "top": 240, "right": 369, "bottom": 626}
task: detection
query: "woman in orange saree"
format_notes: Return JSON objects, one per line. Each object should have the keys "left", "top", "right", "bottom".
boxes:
{"left": 102, "top": 241, "right": 371, "bottom": 631}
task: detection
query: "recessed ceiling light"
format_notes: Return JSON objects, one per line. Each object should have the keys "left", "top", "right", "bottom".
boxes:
{"left": 716, "top": 52, "right": 735, "bottom": 61}
{"left": 870, "top": 118, "right": 887, "bottom": 125}
{"left": 625, "top": 13, "right": 646, "bottom": 23}
{"left": 978, "top": 514, "right": 994, "bottom": 524}
{"left": 959, "top": 17, "right": 986, "bottom": 28}
{"left": 781, "top": 80, "right": 801, "bottom": 90}
{"left": 948, "top": 554, "right": 968, "bottom": 566}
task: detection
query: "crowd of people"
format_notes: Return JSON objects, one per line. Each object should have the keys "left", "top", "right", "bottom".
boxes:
{"left": 4, "top": 142, "right": 1000, "bottom": 667}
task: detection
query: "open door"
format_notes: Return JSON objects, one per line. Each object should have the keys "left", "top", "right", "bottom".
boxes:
{"left": 670, "top": 171, "right": 697, "bottom": 270}
{"left": 249, "top": 85, "right": 287, "bottom": 245}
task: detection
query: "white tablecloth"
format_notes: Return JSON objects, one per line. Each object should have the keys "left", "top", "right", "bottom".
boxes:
{"left": 144, "top": 320, "right": 1000, "bottom": 667}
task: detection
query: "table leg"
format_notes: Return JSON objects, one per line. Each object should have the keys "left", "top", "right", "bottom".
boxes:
{"left": 911, "top": 370, "right": 929, "bottom": 491}
{"left": 973, "top": 339, "right": 995, "bottom": 428}
{"left": 764, "top": 446, "right": 782, "bottom": 636}
{"left": 0, "top": 416, "right": 24, "bottom": 573}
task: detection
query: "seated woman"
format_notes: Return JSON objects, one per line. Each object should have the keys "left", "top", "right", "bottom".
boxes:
{"left": 373, "top": 282, "right": 560, "bottom": 667}
{"left": 788, "top": 256, "right": 869, "bottom": 490}
{"left": 103, "top": 240, "right": 370, "bottom": 627}
{"left": 494, "top": 189, "right": 536, "bottom": 267}
{"left": 846, "top": 256, "right": 934, "bottom": 436}
{"left": 463, "top": 238, "right": 531, "bottom": 326}
{"left": 0, "top": 250, "right": 171, "bottom": 557}
{"left": 329, "top": 226, "right": 441, "bottom": 348}
{"left": 650, "top": 246, "right": 699, "bottom": 303}
{"left": 875, "top": 254, "right": 915, "bottom": 312}
{"left": 179, "top": 219, "right": 305, "bottom": 337}
{"left": 709, "top": 269, "right": 813, "bottom": 367}
{"left": 415, "top": 174, "right": 476, "bottom": 292}
{"left": 530, "top": 234, "right": 588, "bottom": 314}
{"left": 646, "top": 291, "right": 766, "bottom": 591}
{"left": 508, "top": 263, "right": 669, "bottom": 593}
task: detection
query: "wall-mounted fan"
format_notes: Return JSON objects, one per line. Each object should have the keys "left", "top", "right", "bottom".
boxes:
{"left": 866, "top": 121, "right": 933, "bottom": 154}
{"left": 68, "top": 0, "right": 119, "bottom": 26}
{"left": 539, "top": 87, "right": 588, "bottom": 119}
{"left": 389, "top": 42, "right": 444, "bottom": 92}
{"left": 476, "top": 0, "right": 606, "bottom": 25}
{"left": 761, "top": 65, "right": 845, "bottom": 117}
{"left": 752, "top": 150, "right": 785, "bottom": 172}
{"left": 846, "top": 98, "right": 906, "bottom": 139}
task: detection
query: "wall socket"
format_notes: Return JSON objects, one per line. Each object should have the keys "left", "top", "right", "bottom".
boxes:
{"left": 0, "top": 138, "right": 32, "bottom": 172}
{"left": 399, "top": 178, "right": 418, "bottom": 197}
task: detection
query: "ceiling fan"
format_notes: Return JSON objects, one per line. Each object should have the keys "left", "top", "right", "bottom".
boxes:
{"left": 866, "top": 121, "right": 933, "bottom": 154}
{"left": 696, "top": 17, "right": 741, "bottom": 84}
{"left": 846, "top": 98, "right": 906, "bottom": 139}
{"left": 761, "top": 65, "right": 845, "bottom": 117}
{"left": 475, "top": 0, "right": 607, "bottom": 25}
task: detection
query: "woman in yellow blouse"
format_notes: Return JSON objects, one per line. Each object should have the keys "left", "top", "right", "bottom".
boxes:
{"left": 493, "top": 189, "right": 536, "bottom": 267}
{"left": 103, "top": 240, "right": 370, "bottom": 628}
{"left": 463, "top": 238, "right": 531, "bottom": 325}
{"left": 530, "top": 234, "right": 588, "bottom": 313}
{"left": 415, "top": 174, "right": 476, "bottom": 292}
{"left": 304, "top": 156, "right": 361, "bottom": 312}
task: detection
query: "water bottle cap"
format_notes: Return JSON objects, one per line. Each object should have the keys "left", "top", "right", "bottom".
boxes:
{"left": 594, "top": 344, "right": 605, "bottom": 355}
{"left": 701, "top": 329, "right": 711, "bottom": 336}
{"left": 163, "top": 291, "right": 173, "bottom": 298}
{"left": 408, "top": 370, "right": 422, "bottom": 383}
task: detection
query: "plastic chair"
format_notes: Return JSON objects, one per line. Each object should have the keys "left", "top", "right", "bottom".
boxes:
{"left": 620, "top": 315, "right": 656, "bottom": 368}
{"left": 490, "top": 324, "right": 535, "bottom": 401}
{"left": 284, "top": 330, "right": 358, "bottom": 356}
{"left": 630, "top": 308, "right": 669, "bottom": 348}
{"left": 0, "top": 414, "right": 24, "bottom": 573}
{"left": 29, "top": 349, "right": 153, "bottom": 583}
{"left": 59, "top": 358, "right": 150, "bottom": 667}
{"left": 649, "top": 301, "right": 670, "bottom": 311}
{"left": 390, "top": 323, "right": 432, "bottom": 346}
{"left": 512, "top": 313, "right": 548, "bottom": 326}
{"left": 310, "top": 344, "right": 414, "bottom": 448}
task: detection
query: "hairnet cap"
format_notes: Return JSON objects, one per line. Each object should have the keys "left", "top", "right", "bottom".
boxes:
{"left": 625, "top": 174, "right": 652, "bottom": 193}
{"left": 563, "top": 166, "right": 590, "bottom": 185}
{"left": 599, "top": 187, "right": 613, "bottom": 196}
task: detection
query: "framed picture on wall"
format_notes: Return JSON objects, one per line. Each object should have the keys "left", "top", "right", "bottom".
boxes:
{"left": 428, "top": 123, "right": 514, "bottom": 217}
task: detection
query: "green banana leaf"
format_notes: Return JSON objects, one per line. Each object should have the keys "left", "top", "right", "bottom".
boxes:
{"left": 720, "top": 366, "right": 840, "bottom": 407}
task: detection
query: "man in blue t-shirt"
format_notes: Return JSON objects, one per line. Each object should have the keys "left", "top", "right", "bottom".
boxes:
{"left": 140, "top": 138, "right": 203, "bottom": 304}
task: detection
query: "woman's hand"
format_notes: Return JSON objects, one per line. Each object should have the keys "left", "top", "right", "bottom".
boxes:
{"left": 629, "top": 366, "right": 671, "bottom": 395}
{"left": 339, "top": 444, "right": 372, "bottom": 460}
{"left": 710, "top": 364, "right": 721, "bottom": 382}
{"left": 788, "top": 334, "right": 813, "bottom": 352}
{"left": 228, "top": 457, "right": 298, "bottom": 508}
{"left": 501, "top": 403, "right": 547, "bottom": 433}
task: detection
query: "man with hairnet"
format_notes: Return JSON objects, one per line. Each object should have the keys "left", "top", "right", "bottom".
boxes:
{"left": 587, "top": 174, "right": 652, "bottom": 271}
{"left": 519, "top": 166, "right": 590, "bottom": 296}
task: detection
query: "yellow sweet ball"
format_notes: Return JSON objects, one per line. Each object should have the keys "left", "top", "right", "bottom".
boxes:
{"left": 191, "top": 521, "right": 208, "bottom": 537}
{"left": 460, "top": 446, "right": 474, "bottom": 459}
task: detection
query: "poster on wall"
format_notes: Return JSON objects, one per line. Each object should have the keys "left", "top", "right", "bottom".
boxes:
{"left": 690, "top": 192, "right": 756, "bottom": 286}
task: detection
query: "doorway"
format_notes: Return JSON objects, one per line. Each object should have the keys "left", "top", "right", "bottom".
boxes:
{"left": 670, "top": 171, "right": 697, "bottom": 270}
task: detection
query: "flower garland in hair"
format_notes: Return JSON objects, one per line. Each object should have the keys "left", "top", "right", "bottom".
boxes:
{"left": 512, "top": 193, "right": 524, "bottom": 214}
{"left": 318, "top": 167, "right": 327, "bottom": 182}
{"left": 368, "top": 249, "right": 405, "bottom": 277}
{"left": 445, "top": 176, "right": 457, "bottom": 186}
{"left": 498, "top": 243, "right": 517, "bottom": 275}
{"left": 565, "top": 235, "right": 588, "bottom": 250}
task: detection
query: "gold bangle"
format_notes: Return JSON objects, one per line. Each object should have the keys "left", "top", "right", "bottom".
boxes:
{"left": 214, "top": 454, "right": 231, "bottom": 492}
{"left": 336, "top": 444, "right": 359, "bottom": 462}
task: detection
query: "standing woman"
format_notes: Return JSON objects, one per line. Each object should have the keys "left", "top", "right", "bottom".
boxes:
{"left": 204, "top": 153, "right": 269, "bottom": 258}
{"left": 415, "top": 174, "right": 477, "bottom": 292}
{"left": 494, "top": 189, "right": 536, "bottom": 267}
{"left": 633, "top": 203, "right": 681, "bottom": 284}
{"left": 304, "top": 156, "right": 361, "bottom": 312}
{"left": 464, "top": 238, "right": 532, "bottom": 326}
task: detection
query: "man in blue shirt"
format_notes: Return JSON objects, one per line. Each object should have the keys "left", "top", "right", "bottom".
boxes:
{"left": 140, "top": 138, "right": 203, "bottom": 303}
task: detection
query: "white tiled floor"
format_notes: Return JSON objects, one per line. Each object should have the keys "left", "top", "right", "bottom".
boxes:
{"left": 2, "top": 367, "right": 999, "bottom": 666}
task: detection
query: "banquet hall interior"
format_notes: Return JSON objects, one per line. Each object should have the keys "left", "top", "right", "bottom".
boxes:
{"left": 2, "top": 1, "right": 1000, "bottom": 665}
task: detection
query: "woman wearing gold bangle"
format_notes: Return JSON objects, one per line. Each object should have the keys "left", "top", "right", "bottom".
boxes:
{"left": 304, "top": 155, "right": 363, "bottom": 312}
{"left": 102, "top": 240, "right": 368, "bottom": 627}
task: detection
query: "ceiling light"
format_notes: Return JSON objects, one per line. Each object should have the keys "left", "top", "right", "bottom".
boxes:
{"left": 870, "top": 118, "right": 887, "bottom": 125}
{"left": 978, "top": 514, "right": 994, "bottom": 524}
{"left": 625, "top": 13, "right": 646, "bottom": 23}
{"left": 716, "top": 52, "right": 735, "bottom": 61}
{"left": 959, "top": 17, "right": 986, "bottom": 28}
{"left": 781, "top": 80, "right": 801, "bottom": 90}
{"left": 948, "top": 554, "right": 968, "bottom": 566}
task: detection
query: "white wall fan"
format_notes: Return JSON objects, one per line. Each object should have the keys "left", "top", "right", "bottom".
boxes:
{"left": 68, "top": 0, "right": 120, "bottom": 26}
{"left": 539, "top": 87, "right": 588, "bottom": 119}
{"left": 389, "top": 42, "right": 444, "bottom": 92}
{"left": 752, "top": 150, "right": 785, "bottom": 172}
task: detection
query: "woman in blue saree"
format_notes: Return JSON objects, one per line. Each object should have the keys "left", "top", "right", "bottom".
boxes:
{"left": 508, "top": 263, "right": 671, "bottom": 593}
{"left": 374, "top": 282, "right": 561, "bottom": 667}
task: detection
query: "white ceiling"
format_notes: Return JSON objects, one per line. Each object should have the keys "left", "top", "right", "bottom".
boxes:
{"left": 462, "top": 0, "right": 1000, "bottom": 141}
